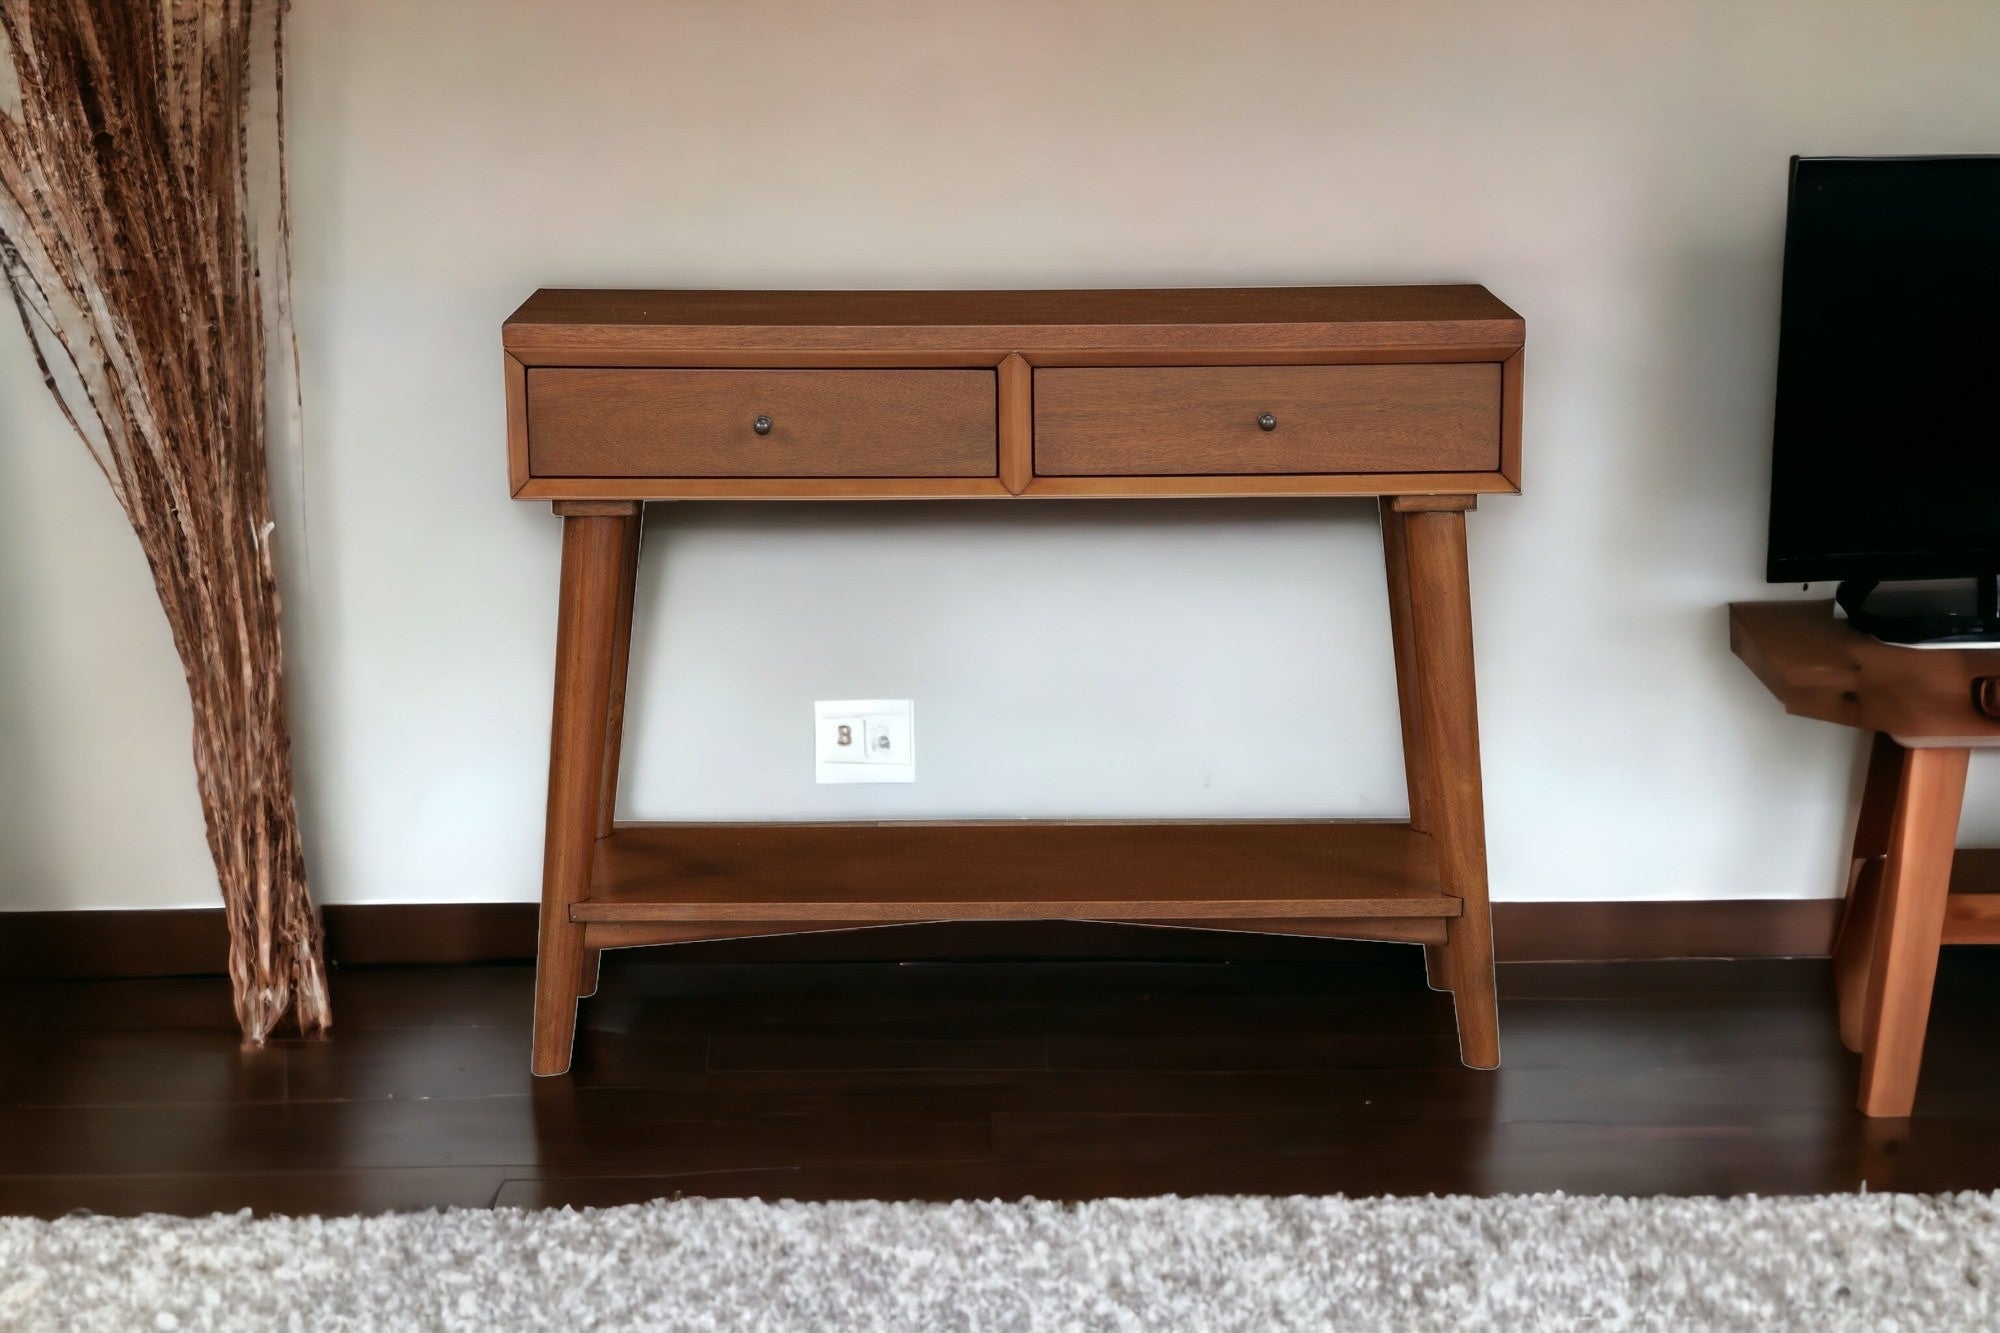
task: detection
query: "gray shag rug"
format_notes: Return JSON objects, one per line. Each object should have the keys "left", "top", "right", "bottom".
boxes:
{"left": 3, "top": 1192, "right": 1997, "bottom": 1331}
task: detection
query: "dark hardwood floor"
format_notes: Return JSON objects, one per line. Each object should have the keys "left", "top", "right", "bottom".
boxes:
{"left": 4, "top": 943, "right": 2000, "bottom": 1218}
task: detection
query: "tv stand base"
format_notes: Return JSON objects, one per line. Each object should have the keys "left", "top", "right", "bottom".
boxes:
{"left": 1835, "top": 576, "right": 2000, "bottom": 645}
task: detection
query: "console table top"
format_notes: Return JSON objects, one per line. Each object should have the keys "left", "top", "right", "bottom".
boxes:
{"left": 504, "top": 285, "right": 1525, "bottom": 356}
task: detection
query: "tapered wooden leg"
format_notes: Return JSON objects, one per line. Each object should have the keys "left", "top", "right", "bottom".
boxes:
{"left": 533, "top": 502, "right": 642, "bottom": 1077}
{"left": 572, "top": 508, "right": 644, "bottom": 1009}
{"left": 1381, "top": 501, "right": 1452, "bottom": 995}
{"left": 1834, "top": 733, "right": 1903, "bottom": 1053}
{"left": 1856, "top": 745, "right": 1968, "bottom": 1117}
{"left": 597, "top": 506, "right": 646, "bottom": 839}
{"left": 1398, "top": 498, "right": 1499, "bottom": 1068}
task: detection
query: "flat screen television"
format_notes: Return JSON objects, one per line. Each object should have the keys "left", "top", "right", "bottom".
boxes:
{"left": 1767, "top": 155, "right": 2000, "bottom": 637}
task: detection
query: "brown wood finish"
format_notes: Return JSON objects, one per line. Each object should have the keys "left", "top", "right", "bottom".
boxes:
{"left": 1378, "top": 506, "right": 1432, "bottom": 824}
{"left": 527, "top": 369, "right": 997, "bottom": 479}
{"left": 1402, "top": 507, "right": 1500, "bottom": 1068}
{"left": 1944, "top": 850, "right": 2000, "bottom": 943}
{"left": 596, "top": 507, "right": 646, "bottom": 840}
{"left": 550, "top": 499, "right": 649, "bottom": 517}
{"left": 513, "top": 286, "right": 1523, "bottom": 1077}
{"left": 1033, "top": 364, "right": 1501, "bottom": 477}
{"left": 1858, "top": 746, "right": 1970, "bottom": 1117}
{"left": 16, "top": 949, "right": 2000, "bottom": 1218}
{"left": 1011, "top": 473, "right": 1513, "bottom": 501}
{"left": 1498, "top": 349, "right": 1524, "bottom": 490}
{"left": 1729, "top": 600, "right": 2000, "bottom": 744}
{"left": 1015, "top": 347, "right": 1526, "bottom": 369}
{"left": 1945, "top": 898, "right": 2000, "bottom": 942}
{"left": 532, "top": 510, "right": 640, "bottom": 1077}
{"left": 1120, "top": 917, "right": 1449, "bottom": 945}
{"left": 506, "top": 346, "right": 1526, "bottom": 371}
{"left": 522, "top": 476, "right": 1015, "bottom": 502}
{"left": 503, "top": 286, "right": 1525, "bottom": 502}
{"left": 1389, "top": 493, "right": 1478, "bottom": 514}
{"left": 1495, "top": 899, "right": 1842, "bottom": 962}
{"left": 503, "top": 286, "right": 1526, "bottom": 357}
{"left": 503, "top": 353, "right": 530, "bottom": 497}
{"left": 1732, "top": 601, "right": 2000, "bottom": 1115}
{"left": 577, "top": 916, "right": 1450, "bottom": 951}
{"left": 997, "top": 353, "right": 1032, "bottom": 494}
{"left": 576, "top": 822, "right": 1455, "bottom": 924}
{"left": 1834, "top": 732, "right": 1905, "bottom": 1053}
{"left": 1381, "top": 500, "right": 1447, "bottom": 994}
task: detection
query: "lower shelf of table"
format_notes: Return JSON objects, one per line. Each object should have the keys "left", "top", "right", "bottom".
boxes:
{"left": 569, "top": 820, "right": 1457, "bottom": 946}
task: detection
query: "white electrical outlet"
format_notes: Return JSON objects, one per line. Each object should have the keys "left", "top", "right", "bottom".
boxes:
{"left": 815, "top": 699, "right": 915, "bottom": 783}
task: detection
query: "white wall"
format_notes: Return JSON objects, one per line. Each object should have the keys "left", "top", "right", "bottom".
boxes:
{"left": 6, "top": 0, "right": 2000, "bottom": 912}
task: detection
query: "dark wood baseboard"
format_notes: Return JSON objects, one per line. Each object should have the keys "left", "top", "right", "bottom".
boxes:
{"left": 0, "top": 898, "right": 1851, "bottom": 980}
{"left": 1495, "top": 898, "right": 1838, "bottom": 962}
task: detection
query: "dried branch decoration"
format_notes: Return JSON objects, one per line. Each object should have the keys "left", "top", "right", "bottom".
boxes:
{"left": 0, "top": 0, "right": 328, "bottom": 1042}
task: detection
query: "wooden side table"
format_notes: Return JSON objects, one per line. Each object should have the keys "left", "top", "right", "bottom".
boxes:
{"left": 1731, "top": 600, "right": 2000, "bottom": 1116}
{"left": 506, "top": 287, "right": 1525, "bottom": 1077}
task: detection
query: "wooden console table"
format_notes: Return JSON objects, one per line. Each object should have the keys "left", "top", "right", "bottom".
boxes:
{"left": 1731, "top": 600, "right": 2000, "bottom": 1116}
{"left": 505, "top": 287, "right": 1525, "bottom": 1077}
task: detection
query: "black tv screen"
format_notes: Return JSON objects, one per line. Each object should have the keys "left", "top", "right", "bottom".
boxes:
{"left": 1767, "top": 155, "right": 2000, "bottom": 583}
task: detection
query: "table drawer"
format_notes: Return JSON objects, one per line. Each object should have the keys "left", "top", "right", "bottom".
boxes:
{"left": 1032, "top": 364, "right": 1501, "bottom": 476}
{"left": 527, "top": 369, "right": 997, "bottom": 478}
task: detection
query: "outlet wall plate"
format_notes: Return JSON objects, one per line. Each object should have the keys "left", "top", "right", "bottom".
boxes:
{"left": 815, "top": 699, "right": 915, "bottom": 783}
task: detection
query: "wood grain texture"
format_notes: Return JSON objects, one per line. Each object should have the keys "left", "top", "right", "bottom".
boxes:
{"left": 533, "top": 514, "right": 634, "bottom": 1077}
{"left": 573, "top": 822, "right": 1455, "bottom": 924}
{"left": 519, "top": 472, "right": 1515, "bottom": 502}
{"left": 1403, "top": 508, "right": 1500, "bottom": 1068}
{"left": 1390, "top": 494, "right": 1478, "bottom": 513}
{"left": 1122, "top": 917, "right": 1449, "bottom": 945}
{"left": 527, "top": 368, "right": 996, "bottom": 478}
{"left": 1730, "top": 601, "right": 2000, "bottom": 745}
{"left": 595, "top": 508, "right": 645, "bottom": 840}
{"left": 1033, "top": 364, "right": 1501, "bottom": 476}
{"left": 997, "top": 353, "right": 1032, "bottom": 493}
{"left": 1858, "top": 746, "right": 1970, "bottom": 1116}
{"left": 1016, "top": 346, "right": 1525, "bottom": 368}
{"left": 1380, "top": 503, "right": 1431, "bottom": 838}
{"left": 579, "top": 916, "right": 1449, "bottom": 949}
{"left": 505, "top": 284, "right": 1524, "bottom": 1074}
{"left": 523, "top": 477, "right": 1014, "bottom": 501}
{"left": 1014, "top": 473, "right": 1510, "bottom": 500}
{"left": 550, "top": 500, "right": 644, "bottom": 517}
{"left": 1382, "top": 501, "right": 1449, "bottom": 994}
{"left": 1835, "top": 733, "right": 1905, "bottom": 1052}
{"left": 503, "top": 286, "right": 1526, "bottom": 357}
{"left": 504, "top": 353, "right": 531, "bottom": 496}
{"left": 1498, "top": 349, "right": 1524, "bottom": 490}
{"left": 25, "top": 951, "right": 2000, "bottom": 1216}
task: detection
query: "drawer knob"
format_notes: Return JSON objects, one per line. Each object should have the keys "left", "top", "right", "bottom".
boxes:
{"left": 1257, "top": 412, "right": 1277, "bottom": 432}
{"left": 752, "top": 415, "right": 773, "bottom": 436}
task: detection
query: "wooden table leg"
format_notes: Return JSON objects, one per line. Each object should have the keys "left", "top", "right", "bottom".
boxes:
{"left": 576, "top": 506, "right": 646, "bottom": 1002}
{"left": 1380, "top": 500, "right": 1450, "bottom": 995}
{"left": 1856, "top": 744, "right": 1969, "bottom": 1117}
{"left": 533, "top": 501, "right": 643, "bottom": 1076}
{"left": 1396, "top": 496, "right": 1500, "bottom": 1069}
{"left": 1833, "top": 732, "right": 1903, "bottom": 1053}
